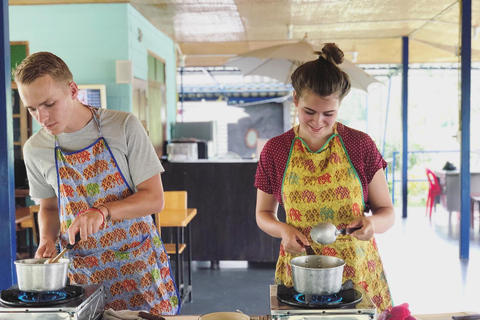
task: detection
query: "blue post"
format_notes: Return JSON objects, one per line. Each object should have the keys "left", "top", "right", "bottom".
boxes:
{"left": 392, "top": 151, "right": 397, "bottom": 204}
{"left": 459, "top": 0, "right": 471, "bottom": 259}
{"left": 0, "top": 0, "right": 17, "bottom": 288}
{"left": 402, "top": 37, "right": 409, "bottom": 218}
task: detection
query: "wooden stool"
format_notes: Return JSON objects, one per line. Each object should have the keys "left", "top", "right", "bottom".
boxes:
{"left": 154, "top": 191, "right": 197, "bottom": 303}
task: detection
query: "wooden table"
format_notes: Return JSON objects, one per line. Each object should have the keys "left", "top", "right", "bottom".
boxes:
{"left": 159, "top": 208, "right": 197, "bottom": 303}
{"left": 415, "top": 312, "right": 479, "bottom": 320}
{"left": 15, "top": 206, "right": 32, "bottom": 229}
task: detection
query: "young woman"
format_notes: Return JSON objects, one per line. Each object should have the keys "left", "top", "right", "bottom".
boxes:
{"left": 255, "top": 43, "right": 395, "bottom": 312}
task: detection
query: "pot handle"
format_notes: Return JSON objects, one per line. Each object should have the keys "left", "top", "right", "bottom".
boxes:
{"left": 138, "top": 312, "right": 166, "bottom": 320}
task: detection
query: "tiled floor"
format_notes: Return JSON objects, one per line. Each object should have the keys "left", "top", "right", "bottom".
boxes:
{"left": 179, "top": 206, "right": 480, "bottom": 316}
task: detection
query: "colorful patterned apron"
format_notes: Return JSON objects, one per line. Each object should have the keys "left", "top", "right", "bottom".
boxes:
{"left": 276, "top": 126, "right": 392, "bottom": 312}
{"left": 54, "top": 107, "right": 180, "bottom": 315}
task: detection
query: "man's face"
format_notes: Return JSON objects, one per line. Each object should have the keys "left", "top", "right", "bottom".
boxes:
{"left": 17, "top": 75, "right": 78, "bottom": 135}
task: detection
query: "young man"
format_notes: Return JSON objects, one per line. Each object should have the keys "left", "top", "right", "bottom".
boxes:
{"left": 14, "top": 52, "right": 179, "bottom": 315}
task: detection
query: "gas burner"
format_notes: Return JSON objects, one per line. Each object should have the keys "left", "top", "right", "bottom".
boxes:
{"left": 277, "top": 285, "right": 362, "bottom": 309}
{"left": 0, "top": 284, "right": 104, "bottom": 320}
{"left": 18, "top": 290, "right": 67, "bottom": 303}
{"left": 0, "top": 285, "right": 84, "bottom": 307}
{"left": 293, "top": 292, "right": 343, "bottom": 304}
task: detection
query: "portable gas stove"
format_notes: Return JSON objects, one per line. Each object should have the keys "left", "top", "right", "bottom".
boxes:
{"left": 0, "top": 284, "right": 105, "bottom": 320}
{"left": 270, "top": 284, "right": 377, "bottom": 320}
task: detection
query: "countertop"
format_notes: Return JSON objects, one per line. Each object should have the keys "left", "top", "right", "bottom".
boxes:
{"left": 166, "top": 159, "right": 258, "bottom": 163}
{"left": 161, "top": 313, "right": 479, "bottom": 320}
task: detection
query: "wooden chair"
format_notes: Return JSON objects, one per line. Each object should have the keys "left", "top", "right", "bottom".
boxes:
{"left": 15, "top": 205, "right": 39, "bottom": 258}
{"left": 154, "top": 190, "right": 197, "bottom": 303}
{"left": 154, "top": 191, "right": 188, "bottom": 255}
{"left": 29, "top": 205, "right": 40, "bottom": 246}
{"left": 426, "top": 168, "right": 442, "bottom": 218}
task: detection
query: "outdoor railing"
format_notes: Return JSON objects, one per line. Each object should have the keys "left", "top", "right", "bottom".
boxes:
{"left": 388, "top": 150, "right": 480, "bottom": 205}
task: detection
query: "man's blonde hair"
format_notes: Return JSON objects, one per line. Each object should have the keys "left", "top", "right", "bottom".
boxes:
{"left": 13, "top": 51, "right": 73, "bottom": 86}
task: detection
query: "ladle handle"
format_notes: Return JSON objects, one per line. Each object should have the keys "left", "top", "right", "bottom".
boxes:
{"left": 338, "top": 226, "right": 362, "bottom": 235}
{"left": 49, "top": 247, "right": 68, "bottom": 264}
{"left": 66, "top": 233, "right": 81, "bottom": 250}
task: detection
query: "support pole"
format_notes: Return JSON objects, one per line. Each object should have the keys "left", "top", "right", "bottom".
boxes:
{"left": 459, "top": 0, "right": 471, "bottom": 259}
{"left": 401, "top": 36, "right": 409, "bottom": 218}
{"left": 0, "top": 0, "right": 17, "bottom": 288}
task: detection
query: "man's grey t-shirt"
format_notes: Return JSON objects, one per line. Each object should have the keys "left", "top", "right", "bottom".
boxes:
{"left": 23, "top": 108, "right": 164, "bottom": 200}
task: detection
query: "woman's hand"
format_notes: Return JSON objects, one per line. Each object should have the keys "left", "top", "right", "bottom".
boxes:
{"left": 35, "top": 239, "right": 57, "bottom": 259}
{"left": 255, "top": 190, "right": 309, "bottom": 254}
{"left": 67, "top": 208, "right": 104, "bottom": 245}
{"left": 280, "top": 224, "right": 310, "bottom": 254}
{"left": 347, "top": 216, "right": 375, "bottom": 241}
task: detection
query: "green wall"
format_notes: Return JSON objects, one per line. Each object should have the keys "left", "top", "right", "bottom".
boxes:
{"left": 9, "top": 3, "right": 176, "bottom": 139}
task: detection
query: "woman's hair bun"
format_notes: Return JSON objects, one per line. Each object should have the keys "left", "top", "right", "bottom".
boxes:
{"left": 318, "top": 43, "right": 344, "bottom": 65}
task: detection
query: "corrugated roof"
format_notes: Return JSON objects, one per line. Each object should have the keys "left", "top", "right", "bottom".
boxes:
{"left": 11, "top": 0, "right": 480, "bottom": 66}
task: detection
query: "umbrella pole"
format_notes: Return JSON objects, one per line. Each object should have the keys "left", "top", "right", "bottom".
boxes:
{"left": 180, "top": 66, "right": 184, "bottom": 122}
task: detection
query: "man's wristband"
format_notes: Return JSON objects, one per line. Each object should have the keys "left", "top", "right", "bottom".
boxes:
{"left": 96, "top": 203, "right": 112, "bottom": 222}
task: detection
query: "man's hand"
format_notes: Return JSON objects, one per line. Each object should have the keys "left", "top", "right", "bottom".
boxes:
{"left": 35, "top": 239, "right": 57, "bottom": 259}
{"left": 67, "top": 208, "right": 104, "bottom": 245}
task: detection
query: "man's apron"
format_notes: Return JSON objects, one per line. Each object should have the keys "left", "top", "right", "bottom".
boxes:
{"left": 276, "top": 127, "right": 392, "bottom": 312}
{"left": 55, "top": 107, "right": 179, "bottom": 315}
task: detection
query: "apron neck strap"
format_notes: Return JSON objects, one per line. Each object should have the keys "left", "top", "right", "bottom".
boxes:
{"left": 54, "top": 105, "right": 103, "bottom": 146}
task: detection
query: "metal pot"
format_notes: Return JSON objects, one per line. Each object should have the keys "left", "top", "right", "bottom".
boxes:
{"left": 14, "top": 258, "right": 69, "bottom": 292}
{"left": 290, "top": 255, "right": 345, "bottom": 296}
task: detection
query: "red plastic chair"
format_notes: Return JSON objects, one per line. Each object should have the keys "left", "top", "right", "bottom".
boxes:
{"left": 426, "top": 168, "right": 442, "bottom": 218}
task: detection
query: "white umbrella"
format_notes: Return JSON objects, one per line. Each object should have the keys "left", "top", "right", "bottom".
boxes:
{"left": 225, "top": 38, "right": 380, "bottom": 92}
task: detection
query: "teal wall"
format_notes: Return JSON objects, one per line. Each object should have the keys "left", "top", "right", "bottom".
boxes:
{"left": 126, "top": 5, "right": 177, "bottom": 139}
{"left": 9, "top": 3, "right": 176, "bottom": 139}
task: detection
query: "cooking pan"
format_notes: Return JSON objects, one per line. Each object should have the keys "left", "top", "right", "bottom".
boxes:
{"left": 290, "top": 255, "right": 345, "bottom": 296}
{"left": 15, "top": 258, "right": 70, "bottom": 292}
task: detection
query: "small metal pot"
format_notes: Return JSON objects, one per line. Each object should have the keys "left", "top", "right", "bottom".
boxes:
{"left": 290, "top": 255, "right": 345, "bottom": 296}
{"left": 14, "top": 258, "right": 69, "bottom": 292}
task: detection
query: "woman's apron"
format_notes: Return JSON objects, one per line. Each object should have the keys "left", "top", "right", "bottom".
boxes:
{"left": 276, "top": 127, "right": 392, "bottom": 312}
{"left": 55, "top": 107, "right": 180, "bottom": 315}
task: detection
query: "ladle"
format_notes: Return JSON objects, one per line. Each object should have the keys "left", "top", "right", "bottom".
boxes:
{"left": 310, "top": 222, "right": 361, "bottom": 245}
{"left": 44, "top": 233, "right": 81, "bottom": 264}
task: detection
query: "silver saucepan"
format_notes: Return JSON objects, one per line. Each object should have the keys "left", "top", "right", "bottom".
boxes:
{"left": 290, "top": 255, "right": 345, "bottom": 295}
{"left": 14, "top": 258, "right": 69, "bottom": 292}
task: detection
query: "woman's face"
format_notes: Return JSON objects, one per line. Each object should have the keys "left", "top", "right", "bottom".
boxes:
{"left": 294, "top": 89, "right": 340, "bottom": 143}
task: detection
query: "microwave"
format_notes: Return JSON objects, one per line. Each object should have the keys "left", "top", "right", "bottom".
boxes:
{"left": 166, "top": 143, "right": 198, "bottom": 161}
